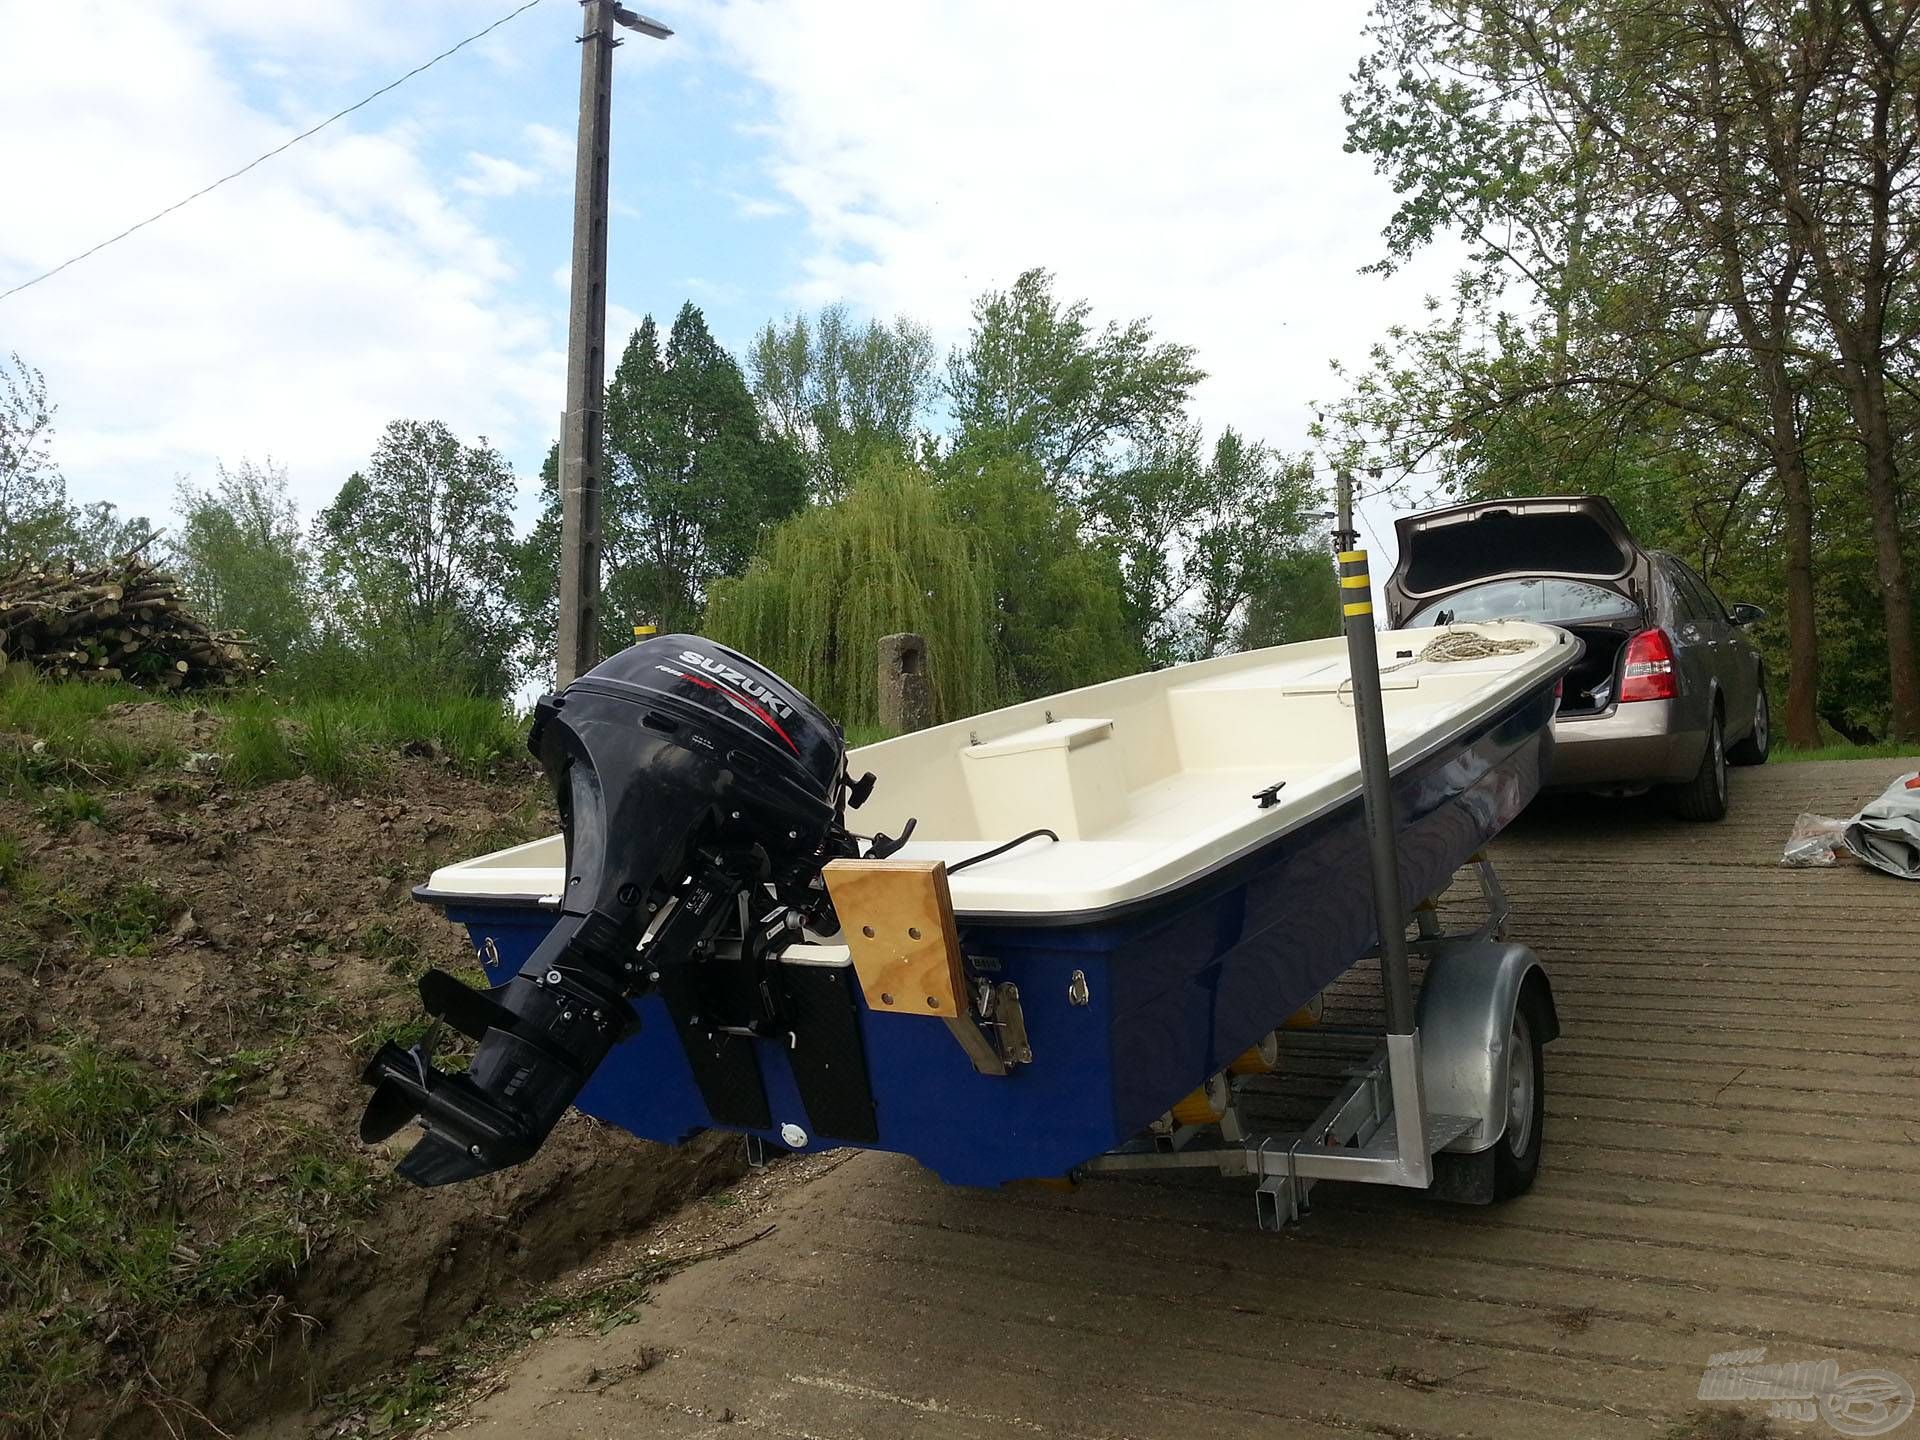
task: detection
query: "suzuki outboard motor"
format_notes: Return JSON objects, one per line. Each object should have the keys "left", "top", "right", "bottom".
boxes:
{"left": 360, "top": 635, "right": 861, "bottom": 1186}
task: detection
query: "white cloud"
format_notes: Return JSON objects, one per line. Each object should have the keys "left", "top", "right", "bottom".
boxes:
{"left": 709, "top": 0, "right": 1468, "bottom": 554}
{"left": 523, "top": 121, "right": 576, "bottom": 177}
{"left": 730, "top": 192, "right": 789, "bottom": 220}
{"left": 0, "top": 2, "right": 563, "bottom": 523}
{"left": 456, "top": 151, "right": 543, "bottom": 198}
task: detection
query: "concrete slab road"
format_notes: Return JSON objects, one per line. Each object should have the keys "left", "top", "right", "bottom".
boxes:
{"left": 450, "top": 756, "right": 1920, "bottom": 1440}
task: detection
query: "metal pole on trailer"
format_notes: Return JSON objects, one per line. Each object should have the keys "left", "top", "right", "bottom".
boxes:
{"left": 1333, "top": 471, "right": 1431, "bottom": 1180}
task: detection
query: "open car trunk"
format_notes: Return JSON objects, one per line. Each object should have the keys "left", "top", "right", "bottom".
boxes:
{"left": 1384, "top": 496, "right": 1653, "bottom": 626}
{"left": 1556, "top": 623, "right": 1635, "bottom": 716}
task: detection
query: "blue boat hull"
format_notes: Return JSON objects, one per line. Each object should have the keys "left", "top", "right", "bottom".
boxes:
{"left": 438, "top": 682, "right": 1557, "bottom": 1188}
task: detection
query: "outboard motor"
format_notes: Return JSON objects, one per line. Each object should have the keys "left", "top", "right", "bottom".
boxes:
{"left": 360, "top": 635, "right": 863, "bottom": 1186}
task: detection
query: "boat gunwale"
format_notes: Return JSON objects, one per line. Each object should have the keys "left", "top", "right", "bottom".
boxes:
{"left": 413, "top": 636, "right": 1580, "bottom": 929}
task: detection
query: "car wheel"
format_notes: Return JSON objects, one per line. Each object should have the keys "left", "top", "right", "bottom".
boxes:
{"left": 1491, "top": 985, "right": 1548, "bottom": 1200}
{"left": 1729, "top": 680, "right": 1770, "bottom": 765}
{"left": 1669, "top": 711, "right": 1729, "bottom": 821}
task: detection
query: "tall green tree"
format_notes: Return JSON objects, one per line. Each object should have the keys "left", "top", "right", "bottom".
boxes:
{"left": 939, "top": 450, "right": 1140, "bottom": 699}
{"left": 315, "top": 420, "right": 518, "bottom": 695}
{"left": 1238, "top": 552, "right": 1341, "bottom": 651}
{"left": 704, "top": 457, "right": 999, "bottom": 727}
{"left": 560, "top": 305, "right": 808, "bottom": 642}
{"left": 171, "top": 460, "right": 313, "bottom": 664}
{"left": 0, "top": 352, "right": 73, "bottom": 569}
{"left": 748, "top": 303, "right": 936, "bottom": 499}
{"left": 946, "top": 268, "right": 1204, "bottom": 490}
{"left": 1087, "top": 426, "right": 1328, "bottom": 665}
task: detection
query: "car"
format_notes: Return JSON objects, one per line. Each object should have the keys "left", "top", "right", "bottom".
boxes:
{"left": 1383, "top": 496, "right": 1770, "bottom": 821}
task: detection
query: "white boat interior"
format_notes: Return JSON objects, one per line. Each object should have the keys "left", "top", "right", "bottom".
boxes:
{"left": 430, "top": 622, "right": 1571, "bottom": 919}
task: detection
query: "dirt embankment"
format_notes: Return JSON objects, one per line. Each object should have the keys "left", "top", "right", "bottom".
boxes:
{"left": 0, "top": 702, "right": 740, "bottom": 1438}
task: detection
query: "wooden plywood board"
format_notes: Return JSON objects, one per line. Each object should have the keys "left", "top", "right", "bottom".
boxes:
{"left": 822, "top": 859, "right": 967, "bottom": 1018}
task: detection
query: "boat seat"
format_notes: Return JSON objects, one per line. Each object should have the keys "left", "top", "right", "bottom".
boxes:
{"left": 960, "top": 717, "right": 1126, "bottom": 841}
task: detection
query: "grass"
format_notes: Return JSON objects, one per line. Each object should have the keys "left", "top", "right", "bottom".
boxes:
{"left": 0, "top": 1040, "right": 383, "bottom": 1437}
{"left": 0, "top": 858, "right": 178, "bottom": 972}
{"left": 842, "top": 722, "right": 898, "bottom": 749}
{"left": 223, "top": 705, "right": 299, "bottom": 786}
{"left": 34, "top": 788, "right": 108, "bottom": 833}
{"left": 0, "top": 669, "right": 528, "bottom": 797}
{"left": 1770, "top": 739, "right": 1919, "bottom": 764}
{"left": 0, "top": 832, "right": 24, "bottom": 889}
{"left": 53, "top": 880, "right": 178, "bottom": 958}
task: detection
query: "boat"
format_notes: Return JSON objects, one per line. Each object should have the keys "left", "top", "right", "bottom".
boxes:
{"left": 361, "top": 622, "right": 1576, "bottom": 1190}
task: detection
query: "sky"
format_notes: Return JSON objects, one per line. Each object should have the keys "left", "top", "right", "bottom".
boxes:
{"left": 0, "top": 0, "right": 1461, "bottom": 563}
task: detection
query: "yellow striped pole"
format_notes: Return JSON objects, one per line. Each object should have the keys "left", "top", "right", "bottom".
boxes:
{"left": 1332, "top": 474, "right": 1416, "bottom": 1037}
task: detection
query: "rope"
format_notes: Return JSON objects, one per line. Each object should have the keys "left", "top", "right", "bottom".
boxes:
{"left": 1339, "top": 625, "right": 1540, "bottom": 704}
{"left": 1411, "top": 628, "right": 1539, "bottom": 664}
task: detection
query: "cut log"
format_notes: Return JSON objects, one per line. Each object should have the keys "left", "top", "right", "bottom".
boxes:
{"left": 0, "top": 550, "right": 271, "bottom": 689}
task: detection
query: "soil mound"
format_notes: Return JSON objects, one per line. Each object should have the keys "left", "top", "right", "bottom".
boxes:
{"left": 1, "top": 705, "right": 740, "bottom": 1437}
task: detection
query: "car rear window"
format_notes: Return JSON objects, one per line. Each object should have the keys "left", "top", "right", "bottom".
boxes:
{"left": 1404, "top": 578, "right": 1640, "bottom": 628}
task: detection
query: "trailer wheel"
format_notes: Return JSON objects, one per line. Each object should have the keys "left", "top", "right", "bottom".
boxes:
{"left": 1491, "top": 985, "right": 1548, "bottom": 1199}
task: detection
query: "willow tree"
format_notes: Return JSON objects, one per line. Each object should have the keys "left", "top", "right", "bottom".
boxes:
{"left": 703, "top": 459, "right": 999, "bottom": 728}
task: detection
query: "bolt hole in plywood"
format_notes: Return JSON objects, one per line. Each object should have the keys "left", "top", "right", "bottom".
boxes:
{"left": 822, "top": 860, "right": 968, "bottom": 1019}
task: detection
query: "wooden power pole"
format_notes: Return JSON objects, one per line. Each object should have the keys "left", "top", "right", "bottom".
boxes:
{"left": 555, "top": 1, "right": 671, "bottom": 686}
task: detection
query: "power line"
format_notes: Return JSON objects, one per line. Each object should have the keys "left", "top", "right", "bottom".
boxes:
{"left": 0, "top": 0, "right": 551, "bottom": 305}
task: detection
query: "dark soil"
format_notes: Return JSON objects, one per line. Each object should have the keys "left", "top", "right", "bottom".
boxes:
{"left": 1, "top": 703, "right": 742, "bottom": 1438}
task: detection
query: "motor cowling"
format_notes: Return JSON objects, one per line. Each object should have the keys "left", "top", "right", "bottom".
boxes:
{"left": 360, "top": 635, "right": 856, "bottom": 1186}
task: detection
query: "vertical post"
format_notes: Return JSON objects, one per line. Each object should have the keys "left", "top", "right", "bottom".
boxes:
{"left": 1334, "top": 471, "right": 1415, "bottom": 1037}
{"left": 1336, "top": 472, "right": 1431, "bottom": 1182}
{"left": 556, "top": 0, "right": 617, "bottom": 687}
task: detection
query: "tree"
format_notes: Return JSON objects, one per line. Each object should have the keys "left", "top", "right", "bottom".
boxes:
{"left": 171, "top": 460, "right": 313, "bottom": 664}
{"left": 946, "top": 268, "right": 1204, "bottom": 490}
{"left": 591, "top": 305, "right": 807, "bottom": 639}
{"left": 1341, "top": 0, "right": 1920, "bottom": 741}
{"left": 315, "top": 420, "right": 518, "bottom": 695}
{"left": 748, "top": 303, "right": 937, "bottom": 499}
{"left": 939, "top": 450, "right": 1140, "bottom": 700}
{"left": 1237, "top": 551, "right": 1341, "bottom": 651}
{"left": 66, "top": 502, "right": 158, "bottom": 566}
{"left": 0, "top": 352, "right": 73, "bottom": 569}
{"left": 1086, "top": 426, "right": 1328, "bottom": 665}
{"left": 703, "top": 458, "right": 999, "bottom": 728}
{"left": 508, "top": 441, "right": 564, "bottom": 680}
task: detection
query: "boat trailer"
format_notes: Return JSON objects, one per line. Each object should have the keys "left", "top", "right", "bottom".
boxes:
{"left": 1080, "top": 852, "right": 1559, "bottom": 1229}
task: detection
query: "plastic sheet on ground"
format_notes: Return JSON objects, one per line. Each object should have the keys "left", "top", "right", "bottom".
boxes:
{"left": 1844, "top": 771, "right": 1920, "bottom": 880}
{"left": 1781, "top": 812, "right": 1850, "bottom": 868}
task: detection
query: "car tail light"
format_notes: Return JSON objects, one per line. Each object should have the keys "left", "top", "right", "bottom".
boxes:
{"left": 1619, "top": 627, "right": 1677, "bottom": 702}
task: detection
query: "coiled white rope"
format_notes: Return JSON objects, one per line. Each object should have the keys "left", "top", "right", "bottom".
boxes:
{"left": 1413, "top": 627, "right": 1539, "bottom": 663}
{"left": 1338, "top": 624, "right": 1539, "bottom": 704}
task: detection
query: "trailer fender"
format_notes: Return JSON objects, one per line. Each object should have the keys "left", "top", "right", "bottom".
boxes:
{"left": 1415, "top": 939, "right": 1559, "bottom": 1155}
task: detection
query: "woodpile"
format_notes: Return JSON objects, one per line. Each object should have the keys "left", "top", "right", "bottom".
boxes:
{"left": 0, "top": 550, "right": 270, "bottom": 688}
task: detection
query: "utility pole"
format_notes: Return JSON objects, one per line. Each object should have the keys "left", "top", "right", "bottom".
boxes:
{"left": 556, "top": 2, "right": 672, "bottom": 686}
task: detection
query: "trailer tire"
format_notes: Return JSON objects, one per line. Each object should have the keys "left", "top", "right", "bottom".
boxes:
{"left": 1490, "top": 983, "right": 1549, "bottom": 1200}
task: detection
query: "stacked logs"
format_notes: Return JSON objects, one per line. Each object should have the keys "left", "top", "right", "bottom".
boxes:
{"left": 0, "top": 551, "right": 270, "bottom": 688}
